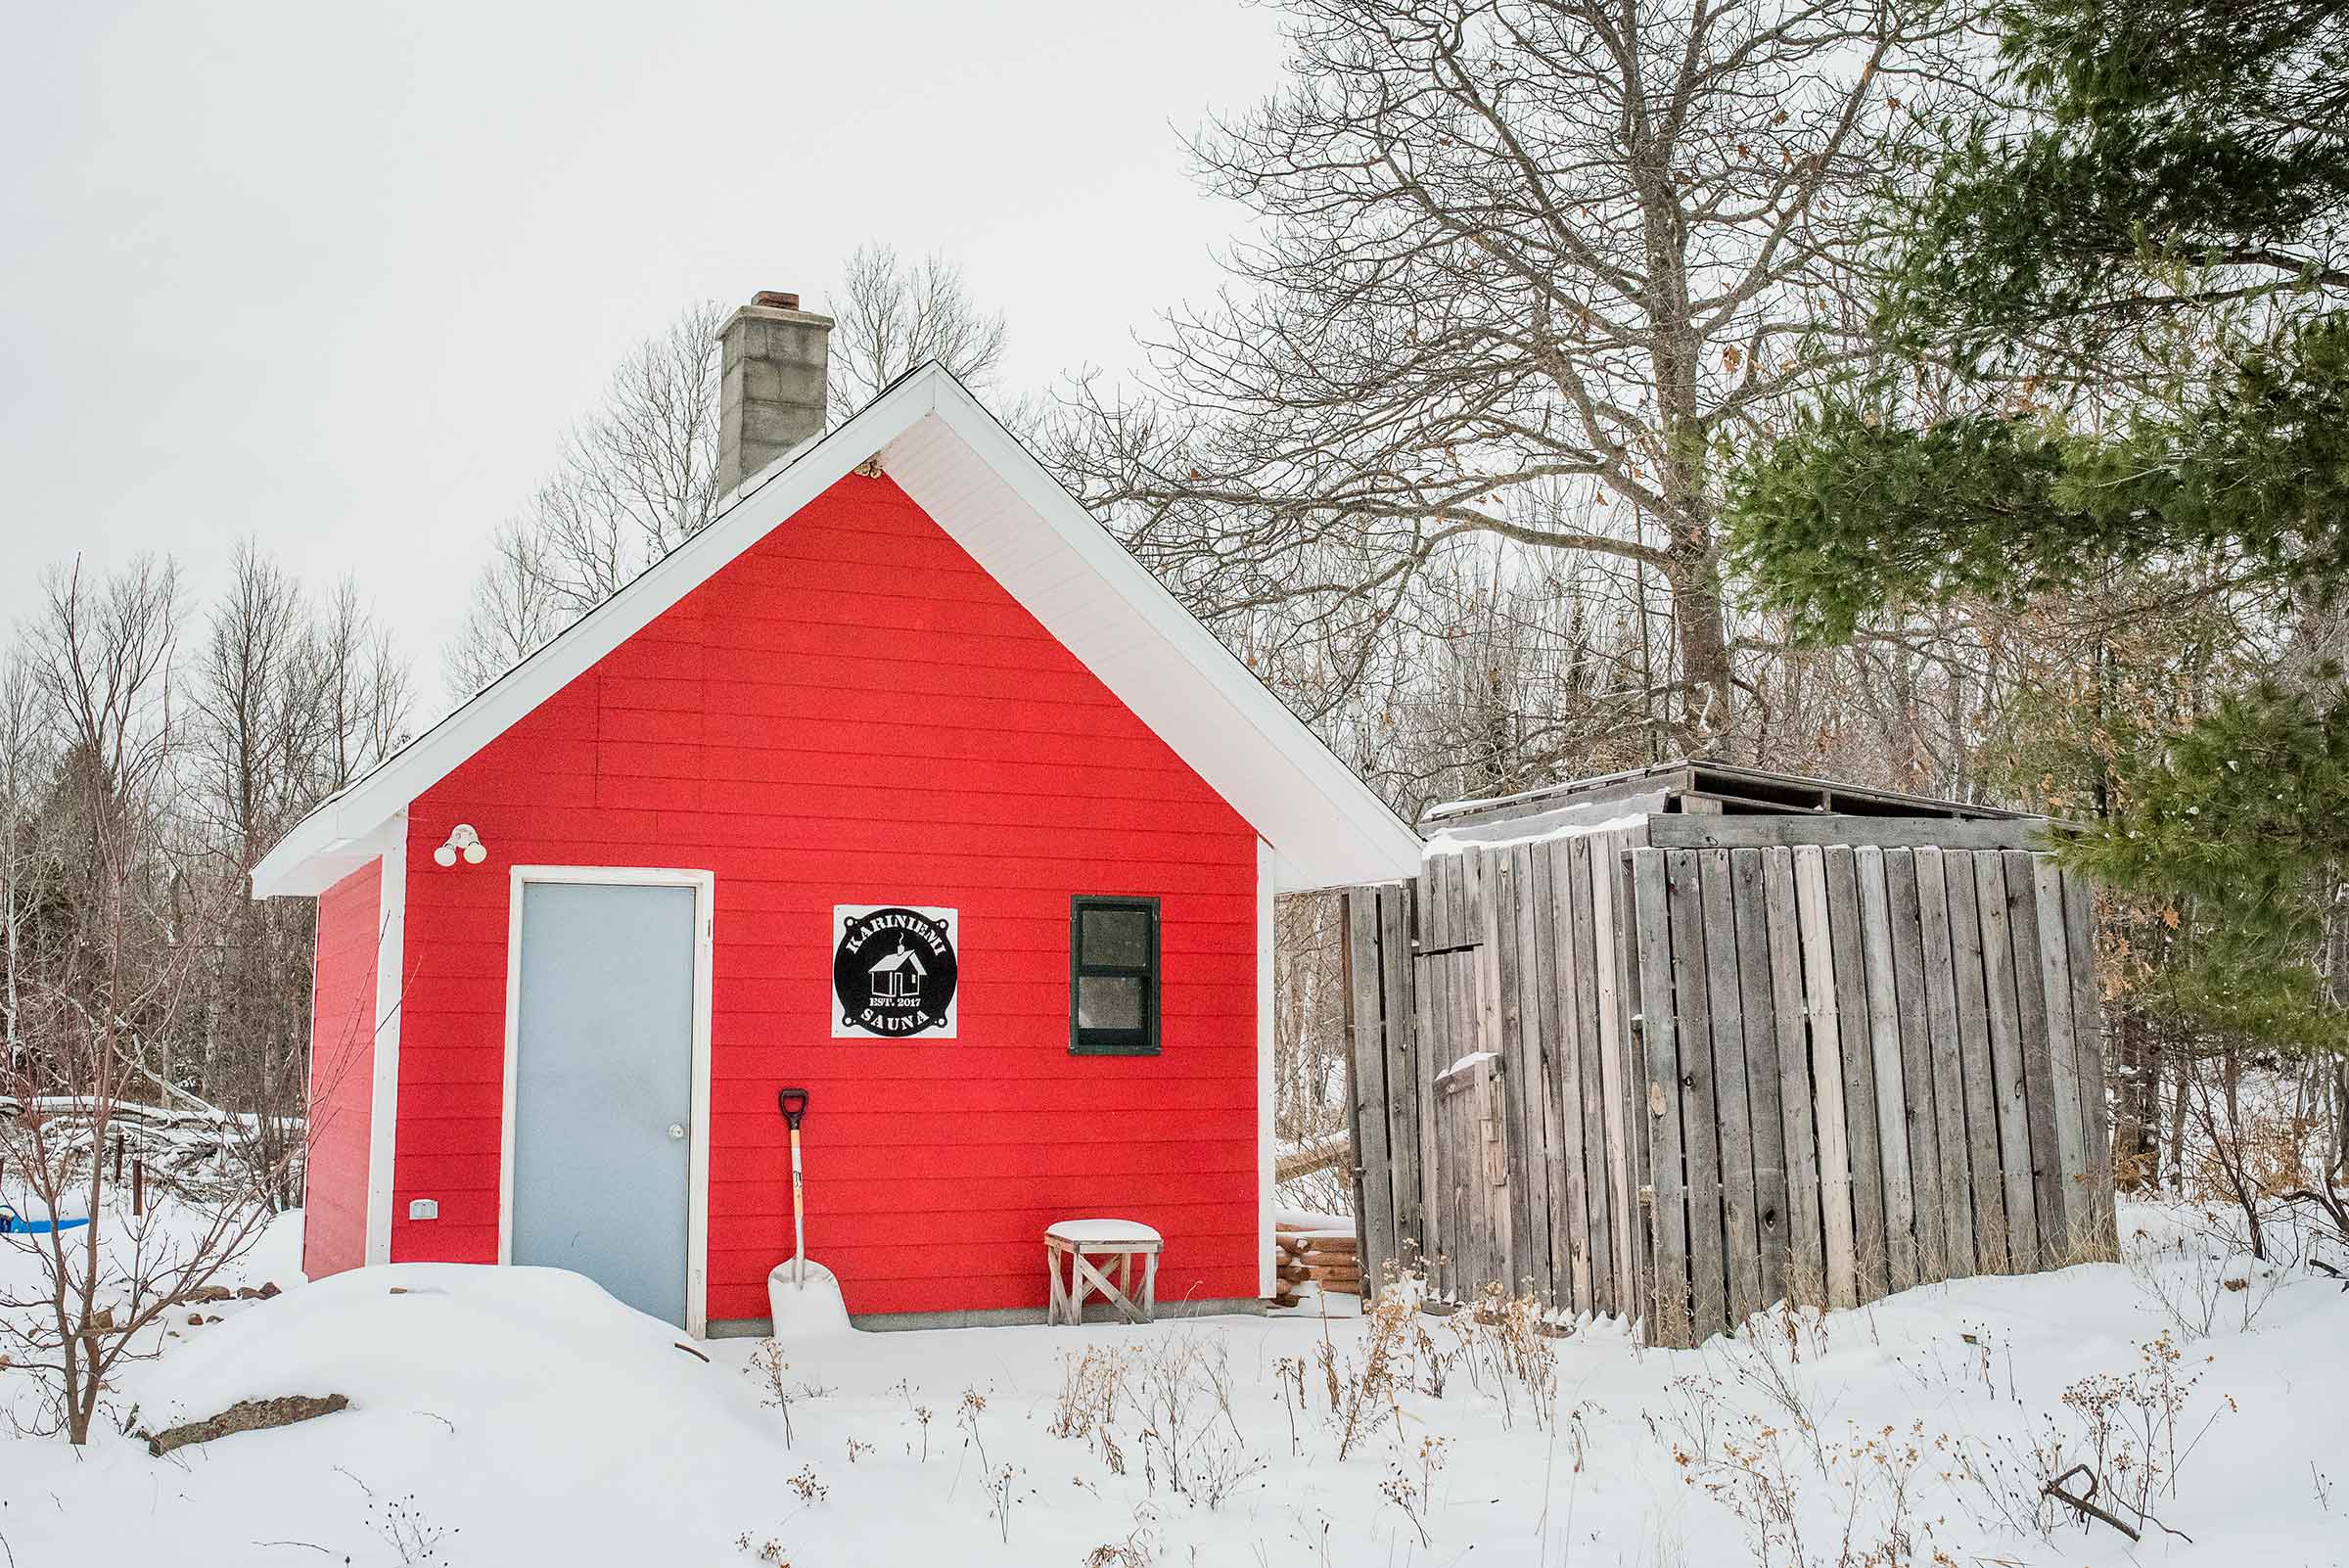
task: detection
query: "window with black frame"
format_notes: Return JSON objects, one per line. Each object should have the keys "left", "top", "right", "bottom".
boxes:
{"left": 1069, "top": 896, "right": 1159, "bottom": 1055}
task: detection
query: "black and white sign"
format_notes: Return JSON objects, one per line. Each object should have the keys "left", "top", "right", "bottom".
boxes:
{"left": 831, "top": 904, "right": 958, "bottom": 1038}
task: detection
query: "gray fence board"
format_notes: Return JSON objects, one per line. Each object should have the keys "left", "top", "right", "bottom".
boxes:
{"left": 1593, "top": 832, "right": 1641, "bottom": 1320}
{"left": 1763, "top": 848, "right": 1824, "bottom": 1306}
{"left": 2031, "top": 858, "right": 2091, "bottom": 1258}
{"left": 1824, "top": 848, "right": 1888, "bottom": 1300}
{"left": 2002, "top": 850, "right": 2065, "bottom": 1263}
{"left": 1856, "top": 848, "right": 1918, "bottom": 1293}
{"left": 1665, "top": 851, "right": 1729, "bottom": 1340}
{"left": 1913, "top": 849, "right": 1979, "bottom": 1277}
{"left": 1884, "top": 851, "right": 1949, "bottom": 1284}
{"left": 1944, "top": 860, "right": 2009, "bottom": 1272}
{"left": 1633, "top": 849, "right": 1692, "bottom": 1343}
{"left": 1794, "top": 847, "right": 1861, "bottom": 1309}
{"left": 1973, "top": 853, "right": 2041, "bottom": 1270}
{"left": 1554, "top": 839, "right": 1597, "bottom": 1313}
{"left": 1700, "top": 851, "right": 1764, "bottom": 1327}
{"left": 1492, "top": 848, "right": 1540, "bottom": 1297}
{"left": 1730, "top": 849, "right": 1792, "bottom": 1311}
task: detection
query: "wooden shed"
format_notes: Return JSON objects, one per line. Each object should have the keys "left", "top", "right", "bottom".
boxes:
{"left": 1340, "top": 761, "right": 2115, "bottom": 1346}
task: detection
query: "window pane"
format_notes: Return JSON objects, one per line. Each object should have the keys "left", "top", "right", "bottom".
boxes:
{"left": 1077, "top": 975, "right": 1144, "bottom": 1031}
{"left": 1080, "top": 907, "right": 1151, "bottom": 970}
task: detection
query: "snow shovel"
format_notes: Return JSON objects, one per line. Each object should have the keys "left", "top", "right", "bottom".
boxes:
{"left": 764, "top": 1087, "right": 852, "bottom": 1336}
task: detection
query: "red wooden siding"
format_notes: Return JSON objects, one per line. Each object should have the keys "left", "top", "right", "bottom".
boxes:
{"left": 393, "top": 474, "right": 1263, "bottom": 1321}
{"left": 302, "top": 858, "right": 381, "bottom": 1279}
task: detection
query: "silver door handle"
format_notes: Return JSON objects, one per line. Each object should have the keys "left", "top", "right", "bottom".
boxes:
{"left": 667, "top": 1123, "right": 687, "bottom": 1140}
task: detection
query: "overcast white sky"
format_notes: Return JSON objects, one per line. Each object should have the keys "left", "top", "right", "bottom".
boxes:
{"left": 2, "top": 1, "right": 1288, "bottom": 713}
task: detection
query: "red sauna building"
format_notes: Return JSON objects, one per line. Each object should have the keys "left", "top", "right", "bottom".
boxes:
{"left": 253, "top": 295, "right": 1419, "bottom": 1334}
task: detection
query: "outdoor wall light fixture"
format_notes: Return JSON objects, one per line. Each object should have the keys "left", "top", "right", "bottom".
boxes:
{"left": 433, "top": 823, "right": 486, "bottom": 868}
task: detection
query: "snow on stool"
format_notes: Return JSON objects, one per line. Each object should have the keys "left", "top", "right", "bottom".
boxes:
{"left": 1044, "top": 1219, "right": 1162, "bottom": 1325}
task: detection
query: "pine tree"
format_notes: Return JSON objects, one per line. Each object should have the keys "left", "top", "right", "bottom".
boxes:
{"left": 1727, "top": 0, "right": 2349, "bottom": 1053}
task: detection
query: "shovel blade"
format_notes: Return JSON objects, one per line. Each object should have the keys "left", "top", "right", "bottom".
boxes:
{"left": 765, "top": 1260, "right": 853, "bottom": 1338}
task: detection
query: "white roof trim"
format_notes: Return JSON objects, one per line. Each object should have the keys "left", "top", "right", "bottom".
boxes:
{"left": 253, "top": 365, "right": 1420, "bottom": 899}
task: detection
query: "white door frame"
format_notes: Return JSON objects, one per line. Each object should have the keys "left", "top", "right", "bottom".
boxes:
{"left": 500, "top": 864, "right": 715, "bottom": 1337}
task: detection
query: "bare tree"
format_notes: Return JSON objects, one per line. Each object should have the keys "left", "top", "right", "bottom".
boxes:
{"left": 448, "top": 251, "right": 1017, "bottom": 695}
{"left": 445, "top": 302, "right": 728, "bottom": 697}
{"left": 0, "top": 559, "right": 274, "bottom": 1445}
{"left": 0, "top": 647, "right": 48, "bottom": 1064}
{"left": 1057, "top": 0, "right": 1975, "bottom": 755}
{"left": 188, "top": 547, "right": 410, "bottom": 1209}
{"left": 827, "top": 242, "right": 1009, "bottom": 413}
{"left": 445, "top": 519, "right": 573, "bottom": 699}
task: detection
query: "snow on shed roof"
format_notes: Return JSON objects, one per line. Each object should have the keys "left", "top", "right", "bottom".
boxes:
{"left": 251, "top": 364, "right": 1422, "bottom": 899}
{"left": 1421, "top": 759, "right": 2034, "bottom": 837}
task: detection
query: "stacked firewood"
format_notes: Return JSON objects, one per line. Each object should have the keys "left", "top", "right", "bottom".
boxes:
{"left": 1271, "top": 1222, "right": 1361, "bottom": 1307}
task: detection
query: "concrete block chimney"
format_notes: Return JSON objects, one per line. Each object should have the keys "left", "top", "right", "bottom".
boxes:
{"left": 715, "top": 290, "right": 834, "bottom": 496}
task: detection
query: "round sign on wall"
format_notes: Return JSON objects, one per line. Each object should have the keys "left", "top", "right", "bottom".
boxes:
{"left": 831, "top": 904, "right": 958, "bottom": 1038}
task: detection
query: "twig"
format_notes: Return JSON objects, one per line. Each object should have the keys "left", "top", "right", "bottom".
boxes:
{"left": 2042, "top": 1464, "right": 2194, "bottom": 1545}
{"left": 2042, "top": 1464, "right": 2139, "bottom": 1542}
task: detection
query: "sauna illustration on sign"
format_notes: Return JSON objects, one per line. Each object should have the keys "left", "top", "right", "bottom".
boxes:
{"left": 868, "top": 945, "right": 925, "bottom": 999}
{"left": 832, "top": 905, "right": 958, "bottom": 1038}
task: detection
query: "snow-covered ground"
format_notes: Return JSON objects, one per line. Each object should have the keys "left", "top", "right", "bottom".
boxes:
{"left": 0, "top": 1197, "right": 2340, "bottom": 1566}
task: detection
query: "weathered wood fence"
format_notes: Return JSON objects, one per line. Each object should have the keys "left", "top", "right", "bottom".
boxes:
{"left": 1341, "top": 832, "right": 2115, "bottom": 1346}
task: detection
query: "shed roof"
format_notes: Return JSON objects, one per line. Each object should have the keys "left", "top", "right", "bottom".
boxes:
{"left": 252, "top": 364, "right": 1423, "bottom": 899}
{"left": 1422, "top": 760, "right": 2038, "bottom": 849}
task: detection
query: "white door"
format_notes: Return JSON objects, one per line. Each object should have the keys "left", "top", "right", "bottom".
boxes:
{"left": 508, "top": 878, "right": 699, "bottom": 1327}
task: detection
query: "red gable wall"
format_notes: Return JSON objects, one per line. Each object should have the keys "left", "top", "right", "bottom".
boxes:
{"left": 302, "top": 858, "right": 381, "bottom": 1280}
{"left": 392, "top": 474, "right": 1263, "bottom": 1323}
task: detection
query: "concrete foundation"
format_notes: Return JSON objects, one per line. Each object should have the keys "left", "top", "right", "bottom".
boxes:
{"left": 706, "top": 1296, "right": 1269, "bottom": 1338}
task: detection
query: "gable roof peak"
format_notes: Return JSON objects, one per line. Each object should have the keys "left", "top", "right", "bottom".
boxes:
{"left": 252, "top": 363, "right": 1419, "bottom": 899}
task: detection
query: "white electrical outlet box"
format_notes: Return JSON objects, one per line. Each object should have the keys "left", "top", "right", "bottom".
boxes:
{"left": 408, "top": 1198, "right": 438, "bottom": 1221}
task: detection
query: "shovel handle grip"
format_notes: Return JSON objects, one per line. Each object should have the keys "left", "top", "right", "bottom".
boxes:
{"left": 777, "top": 1086, "right": 809, "bottom": 1130}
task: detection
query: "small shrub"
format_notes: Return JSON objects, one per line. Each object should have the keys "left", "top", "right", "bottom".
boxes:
{"left": 746, "top": 1340, "right": 801, "bottom": 1449}
{"left": 369, "top": 1494, "right": 457, "bottom": 1565}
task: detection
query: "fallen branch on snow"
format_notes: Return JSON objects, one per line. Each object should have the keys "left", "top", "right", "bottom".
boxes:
{"left": 2042, "top": 1463, "right": 2193, "bottom": 1545}
{"left": 143, "top": 1394, "right": 349, "bottom": 1457}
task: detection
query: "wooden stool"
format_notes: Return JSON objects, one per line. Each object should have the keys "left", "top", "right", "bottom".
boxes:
{"left": 1045, "top": 1219, "right": 1162, "bottom": 1325}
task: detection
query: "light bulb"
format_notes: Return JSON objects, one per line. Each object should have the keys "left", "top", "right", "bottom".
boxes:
{"left": 434, "top": 844, "right": 457, "bottom": 867}
{"left": 462, "top": 842, "right": 486, "bottom": 865}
